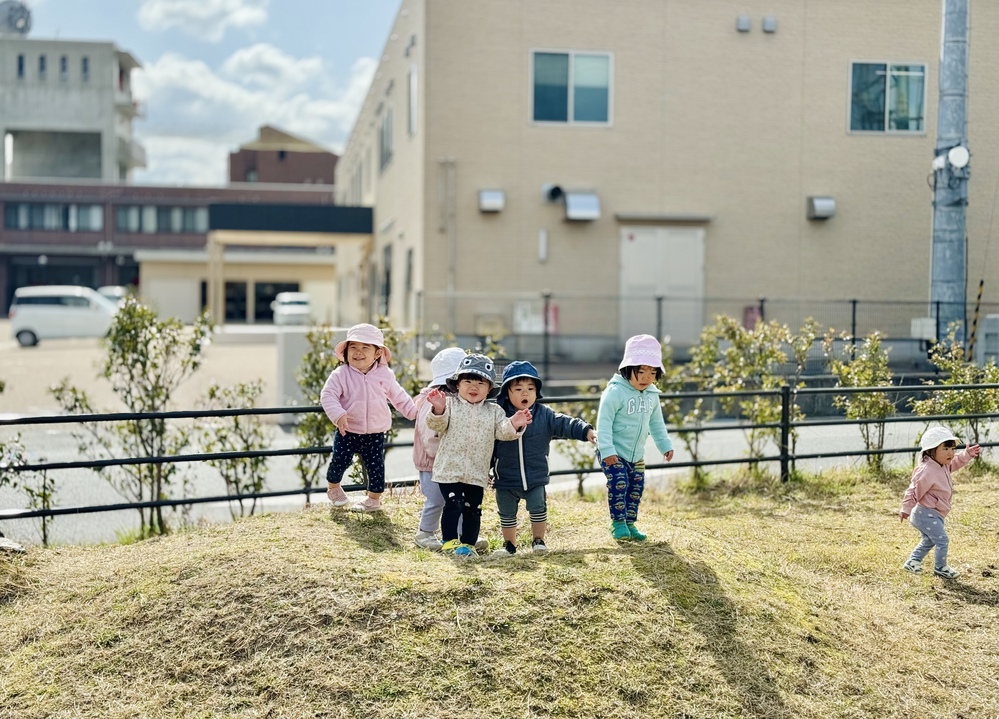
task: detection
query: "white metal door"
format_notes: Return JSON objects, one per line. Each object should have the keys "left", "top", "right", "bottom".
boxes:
{"left": 618, "top": 226, "right": 705, "bottom": 347}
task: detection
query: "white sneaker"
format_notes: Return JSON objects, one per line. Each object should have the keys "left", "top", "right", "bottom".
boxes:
{"left": 902, "top": 558, "right": 923, "bottom": 574}
{"left": 415, "top": 531, "right": 443, "bottom": 551}
{"left": 933, "top": 565, "right": 959, "bottom": 579}
{"left": 474, "top": 537, "right": 489, "bottom": 552}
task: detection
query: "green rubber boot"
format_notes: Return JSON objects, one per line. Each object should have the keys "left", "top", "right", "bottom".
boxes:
{"left": 611, "top": 521, "right": 631, "bottom": 540}
{"left": 627, "top": 523, "right": 647, "bottom": 542}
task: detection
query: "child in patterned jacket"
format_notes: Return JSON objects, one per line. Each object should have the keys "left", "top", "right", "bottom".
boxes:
{"left": 425, "top": 353, "right": 532, "bottom": 557}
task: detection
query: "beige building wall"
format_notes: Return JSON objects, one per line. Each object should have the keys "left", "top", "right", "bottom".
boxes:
{"left": 337, "top": 0, "right": 999, "bottom": 349}
{"left": 138, "top": 252, "right": 339, "bottom": 324}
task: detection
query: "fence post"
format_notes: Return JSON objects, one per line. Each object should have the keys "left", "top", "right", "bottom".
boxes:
{"left": 656, "top": 295, "right": 664, "bottom": 342}
{"left": 934, "top": 300, "right": 942, "bottom": 342}
{"left": 780, "top": 384, "right": 791, "bottom": 483}
{"left": 542, "top": 289, "right": 552, "bottom": 383}
{"left": 850, "top": 298, "right": 858, "bottom": 346}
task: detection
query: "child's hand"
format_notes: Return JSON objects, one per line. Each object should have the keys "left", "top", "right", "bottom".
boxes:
{"left": 586, "top": 429, "right": 596, "bottom": 443}
{"left": 664, "top": 450, "right": 674, "bottom": 462}
{"left": 337, "top": 417, "right": 350, "bottom": 436}
{"left": 427, "top": 388, "right": 447, "bottom": 414}
{"left": 967, "top": 444, "right": 981, "bottom": 458}
{"left": 602, "top": 454, "right": 619, "bottom": 467}
{"left": 899, "top": 511, "right": 909, "bottom": 523}
{"left": 510, "top": 408, "right": 533, "bottom": 429}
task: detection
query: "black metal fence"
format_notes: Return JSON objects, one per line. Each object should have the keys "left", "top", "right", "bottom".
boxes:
{"left": 2, "top": 382, "right": 996, "bottom": 525}
{"left": 416, "top": 292, "right": 998, "bottom": 370}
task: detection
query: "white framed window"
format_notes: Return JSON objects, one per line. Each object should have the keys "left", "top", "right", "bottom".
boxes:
{"left": 379, "top": 107, "right": 394, "bottom": 172}
{"left": 531, "top": 50, "right": 612, "bottom": 124}
{"left": 408, "top": 64, "right": 418, "bottom": 136}
{"left": 850, "top": 62, "right": 926, "bottom": 133}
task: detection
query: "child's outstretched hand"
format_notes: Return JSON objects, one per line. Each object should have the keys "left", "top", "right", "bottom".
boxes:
{"left": 966, "top": 444, "right": 982, "bottom": 458}
{"left": 664, "top": 450, "right": 674, "bottom": 462}
{"left": 586, "top": 429, "right": 596, "bottom": 443}
{"left": 337, "top": 417, "right": 350, "bottom": 436}
{"left": 510, "top": 408, "right": 533, "bottom": 429}
{"left": 427, "top": 388, "right": 447, "bottom": 415}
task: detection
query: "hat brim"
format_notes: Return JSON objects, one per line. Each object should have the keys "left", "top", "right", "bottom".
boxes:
{"left": 447, "top": 373, "right": 499, "bottom": 398}
{"left": 335, "top": 340, "right": 391, "bottom": 365}
{"left": 499, "top": 373, "right": 544, "bottom": 399}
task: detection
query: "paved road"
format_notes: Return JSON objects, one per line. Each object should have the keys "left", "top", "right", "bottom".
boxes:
{"left": 0, "top": 319, "right": 946, "bottom": 546}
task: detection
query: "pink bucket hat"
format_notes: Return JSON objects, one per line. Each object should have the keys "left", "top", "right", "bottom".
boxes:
{"left": 335, "top": 323, "right": 391, "bottom": 364}
{"left": 618, "top": 334, "right": 665, "bottom": 371}
{"left": 430, "top": 347, "right": 466, "bottom": 387}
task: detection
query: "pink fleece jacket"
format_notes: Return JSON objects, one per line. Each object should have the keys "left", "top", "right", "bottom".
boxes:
{"left": 320, "top": 363, "right": 417, "bottom": 434}
{"left": 412, "top": 387, "right": 441, "bottom": 472}
{"left": 900, "top": 449, "right": 973, "bottom": 518}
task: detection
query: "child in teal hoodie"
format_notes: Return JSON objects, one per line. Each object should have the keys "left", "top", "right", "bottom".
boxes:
{"left": 596, "top": 334, "right": 674, "bottom": 541}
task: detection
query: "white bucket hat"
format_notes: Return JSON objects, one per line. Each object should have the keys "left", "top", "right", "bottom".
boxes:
{"left": 430, "top": 347, "right": 466, "bottom": 387}
{"left": 919, "top": 426, "right": 960, "bottom": 452}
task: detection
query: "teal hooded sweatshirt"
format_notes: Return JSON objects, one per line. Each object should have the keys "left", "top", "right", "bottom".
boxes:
{"left": 596, "top": 374, "right": 673, "bottom": 463}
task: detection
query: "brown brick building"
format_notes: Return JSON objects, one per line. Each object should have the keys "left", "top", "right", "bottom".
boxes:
{"left": 228, "top": 126, "right": 338, "bottom": 185}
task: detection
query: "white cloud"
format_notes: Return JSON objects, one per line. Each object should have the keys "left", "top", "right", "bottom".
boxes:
{"left": 137, "top": 0, "right": 269, "bottom": 43}
{"left": 132, "top": 137, "right": 230, "bottom": 186}
{"left": 221, "top": 44, "right": 323, "bottom": 89}
{"left": 131, "top": 50, "right": 377, "bottom": 184}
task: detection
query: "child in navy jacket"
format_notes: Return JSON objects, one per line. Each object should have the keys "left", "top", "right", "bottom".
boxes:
{"left": 492, "top": 361, "right": 594, "bottom": 555}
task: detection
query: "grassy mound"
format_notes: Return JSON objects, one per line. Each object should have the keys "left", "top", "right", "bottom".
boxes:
{"left": 1, "top": 472, "right": 996, "bottom": 718}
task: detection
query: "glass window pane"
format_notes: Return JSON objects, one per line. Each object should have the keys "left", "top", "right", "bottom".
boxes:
{"left": 850, "top": 63, "right": 886, "bottom": 131}
{"left": 573, "top": 54, "right": 609, "bottom": 122}
{"left": 534, "top": 52, "right": 569, "bottom": 122}
{"left": 888, "top": 64, "right": 924, "bottom": 132}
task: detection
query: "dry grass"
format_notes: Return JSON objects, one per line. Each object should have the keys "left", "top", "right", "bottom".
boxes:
{"left": 0, "top": 471, "right": 996, "bottom": 719}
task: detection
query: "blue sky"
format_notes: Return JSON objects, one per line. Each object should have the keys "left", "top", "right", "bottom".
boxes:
{"left": 28, "top": 0, "right": 401, "bottom": 185}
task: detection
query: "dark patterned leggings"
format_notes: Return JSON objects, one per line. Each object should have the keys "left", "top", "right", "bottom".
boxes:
{"left": 600, "top": 454, "right": 645, "bottom": 523}
{"left": 439, "top": 483, "right": 484, "bottom": 545}
{"left": 326, "top": 431, "right": 386, "bottom": 493}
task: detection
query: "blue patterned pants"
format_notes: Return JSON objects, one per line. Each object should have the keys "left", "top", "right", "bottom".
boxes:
{"left": 326, "top": 431, "right": 386, "bottom": 493}
{"left": 908, "top": 504, "right": 950, "bottom": 570}
{"left": 599, "top": 454, "right": 645, "bottom": 524}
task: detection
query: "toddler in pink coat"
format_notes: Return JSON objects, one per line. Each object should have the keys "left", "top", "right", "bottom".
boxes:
{"left": 321, "top": 323, "right": 417, "bottom": 513}
{"left": 899, "top": 425, "right": 980, "bottom": 579}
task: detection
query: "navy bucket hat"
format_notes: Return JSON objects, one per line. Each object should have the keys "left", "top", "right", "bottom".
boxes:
{"left": 500, "top": 360, "right": 543, "bottom": 399}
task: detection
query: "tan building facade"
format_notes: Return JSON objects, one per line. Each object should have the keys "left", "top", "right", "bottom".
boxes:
{"left": 336, "top": 0, "right": 999, "bottom": 357}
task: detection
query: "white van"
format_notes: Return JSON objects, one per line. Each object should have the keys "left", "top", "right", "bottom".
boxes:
{"left": 8, "top": 285, "right": 118, "bottom": 347}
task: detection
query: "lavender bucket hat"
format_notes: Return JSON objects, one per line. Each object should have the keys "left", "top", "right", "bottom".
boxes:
{"left": 618, "top": 334, "right": 665, "bottom": 372}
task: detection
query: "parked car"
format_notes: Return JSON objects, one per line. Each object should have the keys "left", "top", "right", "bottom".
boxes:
{"left": 97, "top": 285, "right": 130, "bottom": 306}
{"left": 270, "top": 292, "right": 312, "bottom": 325}
{"left": 8, "top": 285, "right": 119, "bottom": 347}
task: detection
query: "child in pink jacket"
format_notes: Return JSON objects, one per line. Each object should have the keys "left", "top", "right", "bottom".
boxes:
{"left": 321, "top": 324, "right": 417, "bottom": 513}
{"left": 899, "top": 425, "right": 980, "bottom": 579}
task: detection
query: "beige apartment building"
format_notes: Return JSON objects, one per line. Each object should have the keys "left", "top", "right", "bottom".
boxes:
{"left": 336, "top": 0, "right": 999, "bottom": 359}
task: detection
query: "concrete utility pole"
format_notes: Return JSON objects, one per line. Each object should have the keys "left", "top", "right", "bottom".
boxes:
{"left": 930, "top": 0, "right": 971, "bottom": 343}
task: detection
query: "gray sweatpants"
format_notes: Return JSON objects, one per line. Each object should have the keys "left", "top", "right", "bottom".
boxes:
{"left": 907, "top": 504, "right": 950, "bottom": 570}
